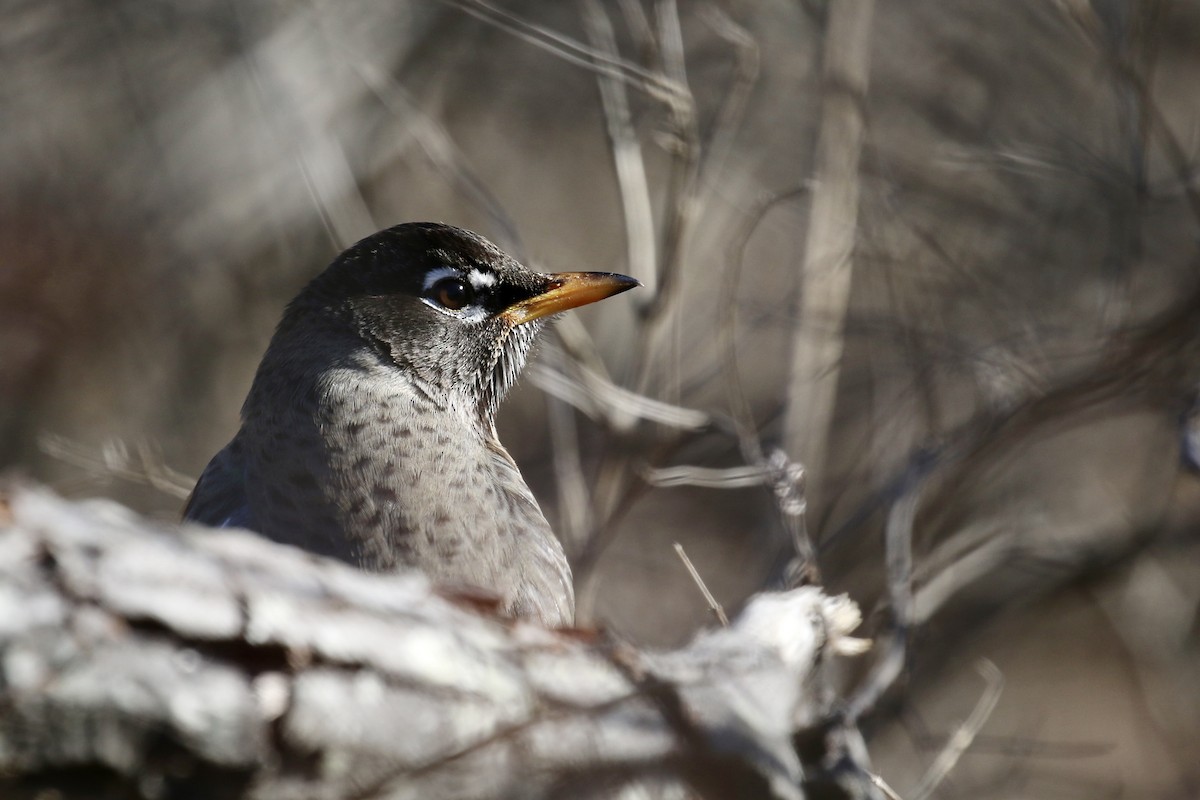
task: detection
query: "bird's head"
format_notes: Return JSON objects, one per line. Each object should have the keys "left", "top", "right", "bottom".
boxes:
{"left": 282, "top": 222, "right": 638, "bottom": 421}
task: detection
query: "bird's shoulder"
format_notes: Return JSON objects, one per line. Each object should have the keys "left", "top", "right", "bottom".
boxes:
{"left": 183, "top": 434, "right": 256, "bottom": 530}
{"left": 482, "top": 435, "right": 542, "bottom": 515}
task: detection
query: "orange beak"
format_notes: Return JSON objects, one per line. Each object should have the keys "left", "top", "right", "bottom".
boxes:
{"left": 500, "top": 272, "right": 640, "bottom": 326}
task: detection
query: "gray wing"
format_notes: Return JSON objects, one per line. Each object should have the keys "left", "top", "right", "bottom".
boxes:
{"left": 486, "top": 442, "right": 575, "bottom": 627}
{"left": 183, "top": 434, "right": 257, "bottom": 530}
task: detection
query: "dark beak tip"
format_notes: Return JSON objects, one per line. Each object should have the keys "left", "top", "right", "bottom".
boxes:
{"left": 616, "top": 274, "right": 641, "bottom": 292}
{"left": 577, "top": 271, "right": 640, "bottom": 297}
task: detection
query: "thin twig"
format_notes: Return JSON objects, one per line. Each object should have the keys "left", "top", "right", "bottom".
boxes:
{"left": 910, "top": 659, "right": 1005, "bottom": 800}
{"left": 672, "top": 542, "right": 729, "bottom": 626}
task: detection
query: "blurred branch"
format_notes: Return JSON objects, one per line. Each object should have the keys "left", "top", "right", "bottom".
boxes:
{"left": 526, "top": 361, "right": 710, "bottom": 431}
{"left": 721, "top": 188, "right": 818, "bottom": 584}
{"left": 632, "top": 0, "right": 701, "bottom": 400}
{"left": 38, "top": 433, "right": 193, "bottom": 500}
{"left": 912, "top": 522, "right": 1015, "bottom": 625}
{"left": 443, "top": 0, "right": 686, "bottom": 101}
{"left": 869, "top": 773, "right": 905, "bottom": 800}
{"left": 579, "top": 0, "right": 703, "bottom": 590}
{"left": 693, "top": 4, "right": 761, "bottom": 221}
{"left": 235, "top": 3, "right": 376, "bottom": 251}
{"left": 616, "top": 0, "right": 656, "bottom": 56}
{"left": 631, "top": 1, "right": 761, "bottom": 396}
{"left": 783, "top": 0, "right": 876, "bottom": 504}
{"left": 541, "top": 318, "right": 618, "bottom": 558}
{"left": 851, "top": 22, "right": 1200, "bottom": 613}
{"left": 543, "top": 349, "right": 596, "bottom": 558}
{"left": 581, "top": 0, "right": 658, "bottom": 295}
{"left": 342, "top": 52, "right": 524, "bottom": 256}
{"left": 842, "top": 724, "right": 890, "bottom": 800}
{"left": 550, "top": 314, "right": 615, "bottom": 378}
{"left": 641, "top": 463, "right": 773, "bottom": 489}
{"left": 847, "top": 466, "right": 922, "bottom": 721}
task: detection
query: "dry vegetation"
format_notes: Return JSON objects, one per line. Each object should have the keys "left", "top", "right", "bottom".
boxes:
{"left": 2, "top": 1, "right": 1200, "bottom": 797}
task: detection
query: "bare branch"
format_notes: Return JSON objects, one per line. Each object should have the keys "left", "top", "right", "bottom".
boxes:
{"left": 233, "top": 3, "right": 376, "bottom": 250}
{"left": 632, "top": 0, "right": 702, "bottom": 398}
{"left": 846, "top": 470, "right": 921, "bottom": 721}
{"left": 543, "top": 349, "right": 595, "bottom": 559}
{"left": 442, "top": 0, "right": 685, "bottom": 102}
{"left": 870, "top": 772, "right": 907, "bottom": 800}
{"left": 910, "top": 659, "right": 1005, "bottom": 800}
{"left": 843, "top": 723, "right": 891, "bottom": 800}
{"left": 581, "top": 0, "right": 658, "bottom": 294}
{"left": 347, "top": 60, "right": 523, "bottom": 256}
{"left": 693, "top": 4, "right": 761, "bottom": 216}
{"left": 640, "top": 464, "right": 772, "bottom": 490}
{"left": 783, "top": 0, "right": 876, "bottom": 503}
{"left": 912, "top": 524, "right": 1015, "bottom": 625}
{"left": 720, "top": 188, "right": 818, "bottom": 582}
{"left": 526, "top": 361, "right": 710, "bottom": 431}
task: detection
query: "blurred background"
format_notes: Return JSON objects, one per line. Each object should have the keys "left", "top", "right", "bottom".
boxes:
{"left": 3, "top": 0, "right": 1200, "bottom": 796}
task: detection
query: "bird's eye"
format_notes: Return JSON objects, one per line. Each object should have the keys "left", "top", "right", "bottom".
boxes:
{"left": 430, "top": 277, "right": 474, "bottom": 310}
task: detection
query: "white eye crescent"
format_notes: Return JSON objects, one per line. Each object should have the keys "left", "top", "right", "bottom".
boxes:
{"left": 421, "top": 267, "right": 494, "bottom": 322}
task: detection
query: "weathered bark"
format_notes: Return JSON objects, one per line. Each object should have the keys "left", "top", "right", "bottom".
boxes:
{"left": 0, "top": 484, "right": 867, "bottom": 800}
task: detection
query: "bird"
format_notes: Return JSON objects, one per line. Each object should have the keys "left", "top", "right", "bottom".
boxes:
{"left": 184, "top": 222, "right": 638, "bottom": 626}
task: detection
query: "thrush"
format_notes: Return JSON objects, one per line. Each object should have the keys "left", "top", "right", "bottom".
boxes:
{"left": 184, "top": 222, "right": 638, "bottom": 626}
